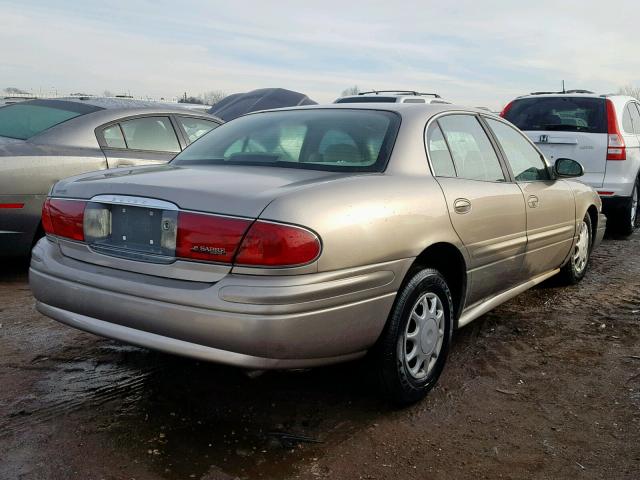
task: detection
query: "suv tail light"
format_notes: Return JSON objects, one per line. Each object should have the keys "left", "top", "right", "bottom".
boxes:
{"left": 606, "top": 99, "right": 626, "bottom": 161}
{"left": 499, "top": 100, "right": 514, "bottom": 117}
{"left": 234, "top": 221, "right": 321, "bottom": 267}
{"left": 42, "top": 198, "right": 86, "bottom": 241}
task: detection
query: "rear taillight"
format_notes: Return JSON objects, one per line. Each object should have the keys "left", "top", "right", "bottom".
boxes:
{"left": 176, "top": 212, "right": 251, "bottom": 263}
{"left": 499, "top": 100, "right": 514, "bottom": 117}
{"left": 234, "top": 221, "right": 321, "bottom": 267}
{"left": 606, "top": 99, "right": 626, "bottom": 161}
{"left": 42, "top": 198, "right": 86, "bottom": 241}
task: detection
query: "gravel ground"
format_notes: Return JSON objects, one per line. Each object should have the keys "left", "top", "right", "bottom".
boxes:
{"left": 1, "top": 233, "right": 639, "bottom": 480}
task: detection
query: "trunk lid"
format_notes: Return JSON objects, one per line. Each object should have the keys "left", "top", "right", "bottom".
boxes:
{"left": 50, "top": 164, "right": 351, "bottom": 276}
{"left": 52, "top": 164, "right": 345, "bottom": 218}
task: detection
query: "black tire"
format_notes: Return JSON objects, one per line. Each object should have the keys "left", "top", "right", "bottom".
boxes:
{"left": 559, "top": 213, "right": 592, "bottom": 285}
{"left": 612, "top": 179, "right": 638, "bottom": 236}
{"left": 373, "top": 268, "right": 453, "bottom": 406}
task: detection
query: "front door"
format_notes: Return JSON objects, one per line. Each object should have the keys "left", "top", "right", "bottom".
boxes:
{"left": 484, "top": 117, "right": 576, "bottom": 275}
{"left": 430, "top": 115, "right": 528, "bottom": 305}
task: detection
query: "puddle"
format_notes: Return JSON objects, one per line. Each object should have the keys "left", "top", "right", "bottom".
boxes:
{"left": 1, "top": 341, "right": 383, "bottom": 479}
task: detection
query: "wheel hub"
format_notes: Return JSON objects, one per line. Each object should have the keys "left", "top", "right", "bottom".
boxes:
{"left": 420, "top": 317, "right": 438, "bottom": 356}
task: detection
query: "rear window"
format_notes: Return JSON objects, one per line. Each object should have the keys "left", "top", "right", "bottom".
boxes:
{"left": 0, "top": 100, "right": 101, "bottom": 139}
{"left": 503, "top": 97, "right": 606, "bottom": 133}
{"left": 173, "top": 109, "right": 400, "bottom": 172}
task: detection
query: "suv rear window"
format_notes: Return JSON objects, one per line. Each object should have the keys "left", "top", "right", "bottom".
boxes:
{"left": 503, "top": 97, "right": 606, "bottom": 133}
{"left": 0, "top": 100, "right": 101, "bottom": 140}
{"left": 173, "top": 109, "right": 400, "bottom": 172}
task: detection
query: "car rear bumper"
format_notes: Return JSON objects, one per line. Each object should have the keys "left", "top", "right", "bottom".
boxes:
{"left": 30, "top": 238, "right": 409, "bottom": 369}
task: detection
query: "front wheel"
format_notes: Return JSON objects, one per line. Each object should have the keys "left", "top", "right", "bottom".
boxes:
{"left": 559, "top": 213, "right": 592, "bottom": 284}
{"left": 373, "top": 268, "right": 453, "bottom": 406}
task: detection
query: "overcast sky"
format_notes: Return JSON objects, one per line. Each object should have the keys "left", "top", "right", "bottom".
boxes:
{"left": 2, "top": 0, "right": 639, "bottom": 109}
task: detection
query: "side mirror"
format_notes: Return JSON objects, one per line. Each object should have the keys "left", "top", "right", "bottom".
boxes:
{"left": 554, "top": 158, "right": 584, "bottom": 178}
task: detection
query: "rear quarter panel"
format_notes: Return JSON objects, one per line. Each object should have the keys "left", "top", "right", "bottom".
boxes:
{"left": 257, "top": 173, "right": 466, "bottom": 272}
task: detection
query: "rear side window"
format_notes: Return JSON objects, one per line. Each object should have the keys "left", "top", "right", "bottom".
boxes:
{"left": 486, "top": 118, "right": 550, "bottom": 181}
{"left": 623, "top": 105, "right": 634, "bottom": 133}
{"left": 0, "top": 100, "right": 100, "bottom": 140}
{"left": 102, "top": 124, "right": 126, "bottom": 148}
{"left": 438, "top": 115, "right": 505, "bottom": 182}
{"left": 119, "top": 117, "right": 180, "bottom": 152}
{"left": 426, "top": 122, "right": 456, "bottom": 177}
{"left": 629, "top": 103, "right": 640, "bottom": 135}
{"left": 174, "top": 109, "right": 400, "bottom": 173}
{"left": 176, "top": 117, "right": 219, "bottom": 143}
{"left": 503, "top": 97, "right": 606, "bottom": 133}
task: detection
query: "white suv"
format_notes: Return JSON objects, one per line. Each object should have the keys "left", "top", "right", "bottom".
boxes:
{"left": 335, "top": 90, "right": 451, "bottom": 105}
{"left": 501, "top": 91, "right": 640, "bottom": 234}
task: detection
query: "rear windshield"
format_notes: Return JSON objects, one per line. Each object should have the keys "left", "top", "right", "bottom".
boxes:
{"left": 173, "top": 109, "right": 400, "bottom": 172}
{"left": 503, "top": 97, "right": 606, "bottom": 133}
{"left": 0, "top": 100, "right": 101, "bottom": 140}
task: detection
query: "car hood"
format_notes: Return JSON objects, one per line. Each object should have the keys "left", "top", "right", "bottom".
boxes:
{"left": 51, "top": 164, "right": 356, "bottom": 218}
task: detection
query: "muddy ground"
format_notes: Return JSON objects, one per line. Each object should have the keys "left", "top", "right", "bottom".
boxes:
{"left": 1, "top": 233, "right": 639, "bottom": 480}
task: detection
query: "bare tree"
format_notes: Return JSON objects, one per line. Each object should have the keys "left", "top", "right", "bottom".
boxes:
{"left": 618, "top": 85, "right": 640, "bottom": 100}
{"left": 340, "top": 85, "right": 360, "bottom": 97}
{"left": 200, "top": 90, "right": 227, "bottom": 106}
{"left": 4, "top": 87, "right": 29, "bottom": 95}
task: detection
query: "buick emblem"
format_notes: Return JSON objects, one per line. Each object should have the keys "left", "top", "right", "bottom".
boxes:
{"left": 539, "top": 134, "right": 549, "bottom": 143}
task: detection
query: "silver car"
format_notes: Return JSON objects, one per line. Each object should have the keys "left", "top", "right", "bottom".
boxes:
{"left": 30, "top": 104, "right": 606, "bottom": 404}
{"left": 0, "top": 98, "right": 222, "bottom": 256}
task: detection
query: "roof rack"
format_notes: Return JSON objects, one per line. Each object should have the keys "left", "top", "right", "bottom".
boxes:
{"left": 357, "top": 90, "right": 441, "bottom": 98}
{"left": 529, "top": 89, "right": 594, "bottom": 95}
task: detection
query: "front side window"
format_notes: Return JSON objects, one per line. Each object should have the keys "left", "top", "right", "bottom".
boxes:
{"left": 174, "top": 109, "right": 400, "bottom": 172}
{"left": 0, "top": 100, "right": 100, "bottom": 140}
{"left": 437, "top": 115, "right": 505, "bottom": 182}
{"left": 486, "top": 118, "right": 550, "bottom": 181}
{"left": 177, "top": 117, "right": 220, "bottom": 143}
{"left": 503, "top": 97, "right": 606, "bottom": 133}
{"left": 426, "top": 122, "right": 456, "bottom": 177}
{"left": 119, "top": 117, "right": 180, "bottom": 152}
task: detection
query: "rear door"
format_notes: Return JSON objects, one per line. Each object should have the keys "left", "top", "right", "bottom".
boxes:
{"left": 429, "top": 114, "right": 528, "bottom": 305}
{"left": 484, "top": 117, "right": 576, "bottom": 275}
{"left": 503, "top": 96, "right": 608, "bottom": 188}
{"left": 97, "top": 116, "right": 183, "bottom": 168}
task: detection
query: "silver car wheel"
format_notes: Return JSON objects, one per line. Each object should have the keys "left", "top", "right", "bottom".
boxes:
{"left": 402, "top": 292, "right": 445, "bottom": 380}
{"left": 573, "top": 221, "right": 590, "bottom": 274}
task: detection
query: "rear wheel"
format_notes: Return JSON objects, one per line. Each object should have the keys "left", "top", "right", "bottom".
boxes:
{"left": 373, "top": 268, "right": 453, "bottom": 406}
{"left": 560, "top": 213, "right": 592, "bottom": 284}
{"left": 612, "top": 179, "right": 638, "bottom": 236}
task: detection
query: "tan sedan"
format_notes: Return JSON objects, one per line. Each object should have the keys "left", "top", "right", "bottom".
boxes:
{"left": 29, "top": 104, "right": 605, "bottom": 404}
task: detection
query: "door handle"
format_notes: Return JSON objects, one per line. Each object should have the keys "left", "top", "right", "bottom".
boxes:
{"left": 527, "top": 195, "right": 539, "bottom": 208}
{"left": 453, "top": 198, "right": 472, "bottom": 214}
